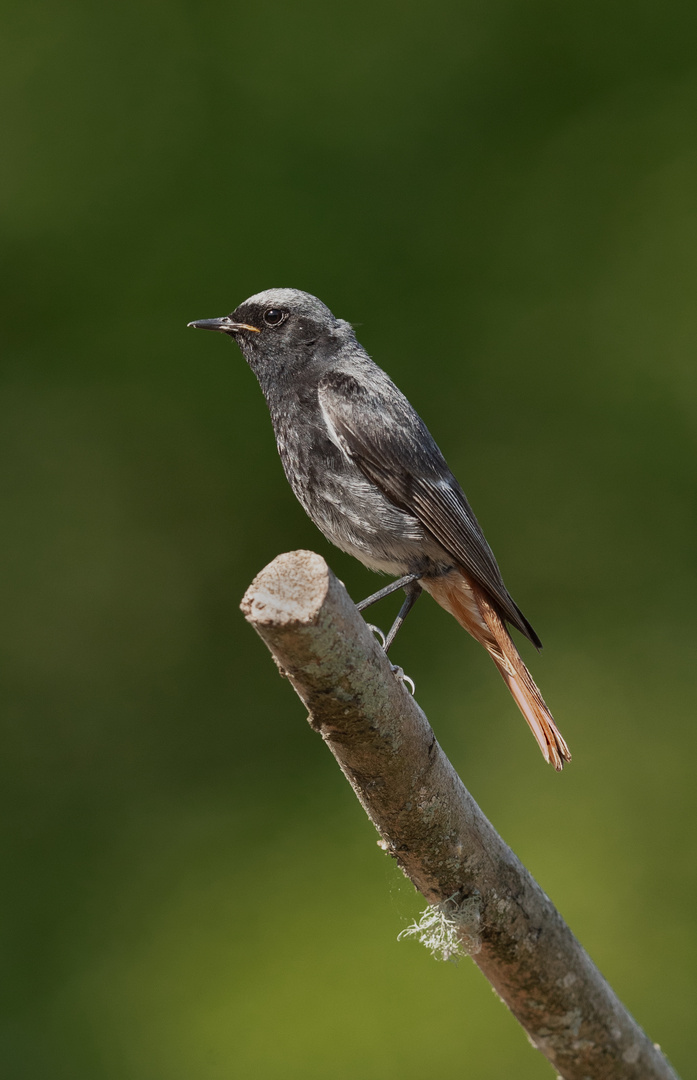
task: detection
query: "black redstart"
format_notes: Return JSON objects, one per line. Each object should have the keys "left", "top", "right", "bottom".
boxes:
{"left": 188, "top": 288, "right": 570, "bottom": 769}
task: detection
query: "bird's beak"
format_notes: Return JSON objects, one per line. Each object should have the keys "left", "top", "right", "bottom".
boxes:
{"left": 187, "top": 317, "right": 260, "bottom": 334}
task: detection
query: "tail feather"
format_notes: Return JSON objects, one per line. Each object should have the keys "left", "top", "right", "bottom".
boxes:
{"left": 422, "top": 570, "right": 571, "bottom": 770}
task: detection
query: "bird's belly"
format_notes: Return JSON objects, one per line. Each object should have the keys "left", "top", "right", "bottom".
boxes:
{"left": 287, "top": 457, "right": 449, "bottom": 576}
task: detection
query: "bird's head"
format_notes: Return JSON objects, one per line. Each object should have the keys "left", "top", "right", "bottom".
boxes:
{"left": 188, "top": 288, "right": 354, "bottom": 387}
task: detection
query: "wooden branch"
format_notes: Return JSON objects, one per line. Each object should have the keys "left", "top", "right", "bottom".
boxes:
{"left": 241, "top": 550, "right": 678, "bottom": 1080}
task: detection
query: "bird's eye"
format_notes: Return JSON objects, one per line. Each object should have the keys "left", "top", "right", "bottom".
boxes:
{"left": 263, "top": 308, "right": 286, "bottom": 326}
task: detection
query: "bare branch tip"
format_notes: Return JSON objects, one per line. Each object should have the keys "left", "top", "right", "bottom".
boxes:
{"left": 240, "top": 549, "right": 330, "bottom": 627}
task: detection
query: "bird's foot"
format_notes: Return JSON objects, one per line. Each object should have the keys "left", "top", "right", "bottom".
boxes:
{"left": 366, "top": 624, "right": 387, "bottom": 649}
{"left": 366, "top": 624, "right": 415, "bottom": 693}
{"left": 391, "top": 665, "right": 416, "bottom": 696}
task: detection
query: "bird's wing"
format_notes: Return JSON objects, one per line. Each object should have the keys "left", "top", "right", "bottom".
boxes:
{"left": 318, "top": 367, "right": 540, "bottom": 646}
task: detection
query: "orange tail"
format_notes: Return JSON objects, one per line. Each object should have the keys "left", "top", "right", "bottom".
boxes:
{"left": 422, "top": 569, "right": 571, "bottom": 771}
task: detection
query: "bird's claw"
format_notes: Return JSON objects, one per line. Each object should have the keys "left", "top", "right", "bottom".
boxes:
{"left": 366, "top": 624, "right": 415, "bottom": 694}
{"left": 391, "top": 665, "right": 416, "bottom": 695}
{"left": 367, "top": 624, "right": 387, "bottom": 649}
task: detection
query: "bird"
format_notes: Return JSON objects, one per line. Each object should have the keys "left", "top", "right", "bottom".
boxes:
{"left": 188, "top": 288, "right": 571, "bottom": 770}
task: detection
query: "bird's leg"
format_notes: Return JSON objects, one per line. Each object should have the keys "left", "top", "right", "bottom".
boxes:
{"left": 356, "top": 573, "right": 421, "bottom": 612}
{"left": 357, "top": 575, "right": 422, "bottom": 693}
{"left": 383, "top": 580, "right": 422, "bottom": 653}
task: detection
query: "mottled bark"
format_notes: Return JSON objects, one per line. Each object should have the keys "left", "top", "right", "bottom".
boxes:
{"left": 241, "top": 550, "right": 678, "bottom": 1080}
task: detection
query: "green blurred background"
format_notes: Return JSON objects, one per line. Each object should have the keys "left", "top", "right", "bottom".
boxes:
{"left": 3, "top": 1, "right": 696, "bottom": 1076}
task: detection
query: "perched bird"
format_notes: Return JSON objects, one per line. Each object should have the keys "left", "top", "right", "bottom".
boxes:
{"left": 188, "top": 289, "right": 570, "bottom": 769}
